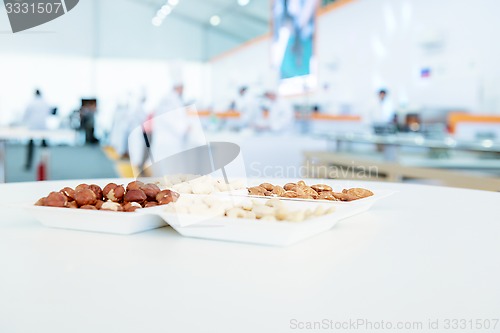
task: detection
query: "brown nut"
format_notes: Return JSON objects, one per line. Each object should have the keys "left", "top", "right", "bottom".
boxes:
{"left": 297, "top": 180, "right": 307, "bottom": 187}
{"left": 158, "top": 196, "right": 173, "bottom": 205}
{"left": 95, "top": 200, "right": 104, "bottom": 210}
{"left": 264, "top": 191, "right": 273, "bottom": 196}
{"left": 123, "top": 202, "right": 142, "bottom": 212}
{"left": 75, "top": 184, "right": 90, "bottom": 192}
{"left": 259, "top": 183, "right": 274, "bottom": 191}
{"left": 35, "top": 197, "right": 46, "bottom": 206}
{"left": 283, "top": 191, "right": 298, "bottom": 198}
{"left": 89, "top": 184, "right": 103, "bottom": 200}
{"left": 156, "top": 190, "right": 179, "bottom": 205}
{"left": 45, "top": 192, "right": 68, "bottom": 208}
{"left": 126, "top": 181, "right": 145, "bottom": 191}
{"left": 311, "top": 184, "right": 333, "bottom": 192}
{"left": 103, "top": 183, "right": 125, "bottom": 202}
{"left": 103, "top": 183, "right": 117, "bottom": 196}
{"left": 248, "top": 186, "right": 266, "bottom": 196}
{"left": 144, "top": 201, "right": 159, "bottom": 208}
{"left": 74, "top": 189, "right": 97, "bottom": 207}
{"left": 124, "top": 189, "right": 147, "bottom": 204}
{"left": 272, "top": 185, "right": 285, "bottom": 196}
{"left": 60, "top": 187, "right": 76, "bottom": 201}
{"left": 284, "top": 183, "right": 297, "bottom": 191}
{"left": 332, "top": 192, "right": 358, "bottom": 201}
{"left": 80, "top": 205, "right": 97, "bottom": 210}
{"left": 100, "top": 201, "right": 123, "bottom": 212}
{"left": 141, "top": 184, "right": 161, "bottom": 201}
{"left": 67, "top": 201, "right": 78, "bottom": 209}
{"left": 318, "top": 191, "right": 338, "bottom": 201}
{"left": 346, "top": 188, "right": 374, "bottom": 199}
{"left": 295, "top": 187, "right": 306, "bottom": 197}
{"left": 300, "top": 186, "right": 319, "bottom": 198}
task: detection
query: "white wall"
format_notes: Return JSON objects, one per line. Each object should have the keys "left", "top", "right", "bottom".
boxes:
{"left": 0, "top": 55, "right": 210, "bottom": 131}
{"left": 94, "top": 59, "right": 210, "bottom": 131}
{"left": 210, "top": 38, "right": 271, "bottom": 110}
{"left": 0, "top": 55, "right": 94, "bottom": 125}
{"left": 0, "top": 0, "right": 211, "bottom": 129}
{"left": 210, "top": 0, "right": 500, "bottom": 117}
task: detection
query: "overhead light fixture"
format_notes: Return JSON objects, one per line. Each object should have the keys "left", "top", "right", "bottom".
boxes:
{"left": 152, "top": 17, "right": 162, "bottom": 27}
{"left": 151, "top": 1, "right": 176, "bottom": 27}
{"left": 238, "top": 0, "right": 250, "bottom": 6}
{"left": 210, "top": 15, "right": 221, "bottom": 26}
{"left": 160, "top": 5, "right": 172, "bottom": 16}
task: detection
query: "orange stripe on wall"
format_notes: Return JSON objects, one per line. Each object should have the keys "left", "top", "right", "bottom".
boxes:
{"left": 209, "top": 33, "right": 271, "bottom": 63}
{"left": 448, "top": 113, "right": 500, "bottom": 133}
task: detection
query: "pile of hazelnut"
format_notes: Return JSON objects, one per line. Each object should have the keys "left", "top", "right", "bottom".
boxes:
{"left": 35, "top": 181, "right": 179, "bottom": 212}
{"left": 248, "top": 180, "right": 374, "bottom": 202}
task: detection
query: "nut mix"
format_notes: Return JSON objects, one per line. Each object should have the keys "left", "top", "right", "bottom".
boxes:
{"left": 247, "top": 180, "right": 373, "bottom": 202}
{"left": 35, "top": 181, "right": 179, "bottom": 212}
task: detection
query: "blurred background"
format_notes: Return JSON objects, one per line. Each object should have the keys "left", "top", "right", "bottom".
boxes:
{"left": 1, "top": 0, "right": 500, "bottom": 191}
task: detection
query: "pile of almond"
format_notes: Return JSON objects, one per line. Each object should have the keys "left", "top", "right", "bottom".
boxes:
{"left": 247, "top": 180, "right": 373, "bottom": 201}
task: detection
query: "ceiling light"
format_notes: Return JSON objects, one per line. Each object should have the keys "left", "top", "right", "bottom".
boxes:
{"left": 152, "top": 17, "right": 162, "bottom": 27}
{"left": 160, "top": 5, "right": 172, "bottom": 16}
{"left": 157, "top": 10, "right": 166, "bottom": 19}
{"left": 238, "top": 0, "right": 250, "bottom": 6}
{"left": 168, "top": 0, "right": 179, "bottom": 6}
{"left": 210, "top": 15, "right": 221, "bottom": 26}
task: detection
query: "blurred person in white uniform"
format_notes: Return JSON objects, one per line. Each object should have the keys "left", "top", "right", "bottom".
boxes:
{"left": 261, "top": 90, "right": 294, "bottom": 133}
{"left": 23, "top": 89, "right": 51, "bottom": 170}
{"left": 127, "top": 93, "right": 150, "bottom": 173}
{"left": 109, "top": 94, "right": 133, "bottom": 159}
{"left": 232, "top": 85, "right": 259, "bottom": 130}
{"left": 150, "top": 82, "right": 206, "bottom": 175}
{"left": 371, "top": 89, "right": 395, "bottom": 124}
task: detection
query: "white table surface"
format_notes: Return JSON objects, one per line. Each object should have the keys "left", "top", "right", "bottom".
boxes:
{"left": 0, "top": 178, "right": 499, "bottom": 333}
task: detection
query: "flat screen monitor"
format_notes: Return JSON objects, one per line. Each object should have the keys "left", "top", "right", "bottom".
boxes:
{"left": 272, "top": 0, "right": 318, "bottom": 95}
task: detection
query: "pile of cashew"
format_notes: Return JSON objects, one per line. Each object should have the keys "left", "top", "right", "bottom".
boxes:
{"left": 157, "top": 174, "right": 246, "bottom": 195}
{"left": 164, "top": 196, "right": 336, "bottom": 222}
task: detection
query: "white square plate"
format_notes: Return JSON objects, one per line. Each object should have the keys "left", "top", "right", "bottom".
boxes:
{"left": 17, "top": 204, "right": 168, "bottom": 235}
{"left": 158, "top": 190, "right": 394, "bottom": 246}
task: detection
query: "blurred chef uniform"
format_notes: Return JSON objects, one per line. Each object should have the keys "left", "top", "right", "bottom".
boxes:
{"left": 263, "top": 90, "right": 294, "bottom": 133}
{"left": 150, "top": 82, "right": 206, "bottom": 175}
{"left": 233, "top": 85, "right": 259, "bottom": 130}
{"left": 127, "top": 94, "right": 150, "bottom": 172}
{"left": 371, "top": 89, "right": 394, "bottom": 124}
{"left": 110, "top": 95, "right": 132, "bottom": 158}
{"left": 23, "top": 89, "right": 51, "bottom": 170}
